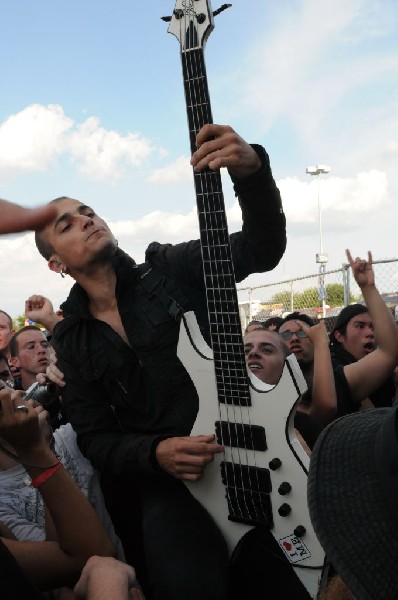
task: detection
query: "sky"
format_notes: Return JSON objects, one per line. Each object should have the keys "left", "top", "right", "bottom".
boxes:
{"left": 0, "top": 0, "right": 397, "bottom": 318}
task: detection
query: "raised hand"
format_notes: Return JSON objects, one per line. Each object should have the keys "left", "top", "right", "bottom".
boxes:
{"left": 0, "top": 386, "right": 44, "bottom": 454}
{"left": 190, "top": 124, "right": 261, "bottom": 178}
{"left": 25, "top": 295, "right": 62, "bottom": 333}
{"left": 346, "top": 249, "right": 375, "bottom": 289}
{"left": 297, "top": 319, "right": 329, "bottom": 346}
{"left": 0, "top": 199, "right": 56, "bottom": 234}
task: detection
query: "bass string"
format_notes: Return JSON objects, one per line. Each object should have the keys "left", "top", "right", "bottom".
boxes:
{"left": 180, "top": 6, "right": 266, "bottom": 525}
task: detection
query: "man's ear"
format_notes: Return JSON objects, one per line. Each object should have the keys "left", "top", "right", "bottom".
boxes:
{"left": 334, "top": 330, "right": 344, "bottom": 344}
{"left": 48, "top": 257, "right": 63, "bottom": 274}
{"left": 8, "top": 356, "right": 20, "bottom": 369}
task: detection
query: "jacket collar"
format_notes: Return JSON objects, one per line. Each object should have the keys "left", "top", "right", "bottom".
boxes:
{"left": 59, "top": 248, "right": 139, "bottom": 320}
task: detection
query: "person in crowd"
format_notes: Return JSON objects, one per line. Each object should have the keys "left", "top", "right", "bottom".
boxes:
{"left": 308, "top": 403, "right": 398, "bottom": 600}
{"left": 329, "top": 303, "right": 396, "bottom": 409}
{"left": 244, "top": 319, "right": 265, "bottom": 334}
{"left": 279, "top": 312, "right": 316, "bottom": 383}
{"left": 0, "top": 381, "right": 119, "bottom": 596}
{"left": 8, "top": 324, "right": 67, "bottom": 429}
{"left": 9, "top": 325, "right": 50, "bottom": 391}
{"left": 0, "top": 350, "right": 12, "bottom": 383}
{"left": 0, "top": 309, "right": 21, "bottom": 383}
{"left": 0, "top": 382, "right": 127, "bottom": 591}
{"left": 31, "top": 123, "right": 286, "bottom": 600}
{"left": 279, "top": 250, "right": 398, "bottom": 424}
{"left": 262, "top": 315, "right": 283, "bottom": 331}
{"left": 0, "top": 197, "right": 133, "bottom": 598}
{"left": 0, "top": 310, "right": 15, "bottom": 360}
{"left": 244, "top": 326, "right": 289, "bottom": 385}
{"left": 244, "top": 321, "right": 335, "bottom": 451}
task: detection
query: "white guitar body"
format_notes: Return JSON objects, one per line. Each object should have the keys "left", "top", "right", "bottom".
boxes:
{"left": 178, "top": 312, "right": 325, "bottom": 598}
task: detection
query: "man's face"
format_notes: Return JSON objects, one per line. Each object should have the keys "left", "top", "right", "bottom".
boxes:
{"left": 43, "top": 199, "right": 117, "bottom": 275}
{"left": 335, "top": 312, "right": 375, "bottom": 360}
{"left": 278, "top": 320, "right": 314, "bottom": 368}
{"left": 244, "top": 329, "right": 285, "bottom": 385}
{"left": 11, "top": 330, "right": 50, "bottom": 380}
{"left": 0, "top": 313, "right": 14, "bottom": 352}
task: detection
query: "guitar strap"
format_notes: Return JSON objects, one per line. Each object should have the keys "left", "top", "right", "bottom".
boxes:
{"left": 135, "top": 261, "right": 187, "bottom": 322}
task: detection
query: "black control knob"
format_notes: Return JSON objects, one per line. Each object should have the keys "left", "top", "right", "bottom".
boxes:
{"left": 268, "top": 458, "right": 282, "bottom": 471}
{"left": 278, "top": 482, "right": 292, "bottom": 495}
{"left": 294, "top": 525, "right": 306, "bottom": 537}
{"left": 278, "top": 503, "right": 291, "bottom": 517}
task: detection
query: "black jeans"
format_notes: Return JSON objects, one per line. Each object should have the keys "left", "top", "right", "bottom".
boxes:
{"left": 228, "top": 527, "right": 313, "bottom": 600}
{"left": 101, "top": 471, "right": 229, "bottom": 600}
{"left": 140, "top": 476, "right": 229, "bottom": 600}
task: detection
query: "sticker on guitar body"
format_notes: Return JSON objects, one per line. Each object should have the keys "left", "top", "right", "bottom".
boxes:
{"left": 279, "top": 533, "right": 312, "bottom": 564}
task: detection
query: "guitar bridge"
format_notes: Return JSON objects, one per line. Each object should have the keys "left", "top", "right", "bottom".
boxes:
{"left": 221, "top": 461, "right": 273, "bottom": 528}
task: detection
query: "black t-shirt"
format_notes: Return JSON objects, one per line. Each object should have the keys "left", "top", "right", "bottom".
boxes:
{"left": 295, "top": 367, "right": 356, "bottom": 448}
{"left": 293, "top": 410, "right": 322, "bottom": 450}
{"left": 330, "top": 344, "right": 395, "bottom": 412}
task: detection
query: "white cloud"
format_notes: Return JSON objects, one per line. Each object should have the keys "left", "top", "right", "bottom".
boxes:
{"left": 279, "top": 169, "right": 389, "bottom": 225}
{"left": 109, "top": 205, "right": 199, "bottom": 244}
{"left": 0, "top": 104, "right": 72, "bottom": 173}
{"left": 0, "top": 104, "right": 157, "bottom": 184}
{"left": 148, "top": 155, "right": 192, "bottom": 183}
{"left": 67, "top": 117, "right": 155, "bottom": 181}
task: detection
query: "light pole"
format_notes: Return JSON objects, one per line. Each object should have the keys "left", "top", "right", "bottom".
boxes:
{"left": 306, "top": 164, "right": 331, "bottom": 319}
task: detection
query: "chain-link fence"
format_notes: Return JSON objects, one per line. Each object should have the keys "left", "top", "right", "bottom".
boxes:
{"left": 238, "top": 258, "right": 398, "bottom": 333}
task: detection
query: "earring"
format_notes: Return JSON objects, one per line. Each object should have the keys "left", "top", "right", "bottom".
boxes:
{"left": 60, "top": 270, "right": 66, "bottom": 279}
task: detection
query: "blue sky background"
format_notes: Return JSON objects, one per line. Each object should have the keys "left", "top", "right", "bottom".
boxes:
{"left": 0, "top": 0, "right": 397, "bottom": 316}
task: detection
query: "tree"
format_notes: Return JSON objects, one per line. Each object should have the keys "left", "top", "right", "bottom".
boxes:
{"left": 270, "top": 283, "right": 357, "bottom": 311}
{"left": 324, "top": 283, "right": 356, "bottom": 306}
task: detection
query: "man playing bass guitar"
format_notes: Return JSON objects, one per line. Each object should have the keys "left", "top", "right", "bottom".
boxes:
{"left": 30, "top": 123, "right": 286, "bottom": 600}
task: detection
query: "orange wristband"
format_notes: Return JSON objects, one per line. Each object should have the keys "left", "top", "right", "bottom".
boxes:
{"left": 31, "top": 460, "right": 62, "bottom": 488}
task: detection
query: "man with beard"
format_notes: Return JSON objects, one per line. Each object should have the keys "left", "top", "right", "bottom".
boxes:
{"left": 32, "top": 123, "right": 287, "bottom": 600}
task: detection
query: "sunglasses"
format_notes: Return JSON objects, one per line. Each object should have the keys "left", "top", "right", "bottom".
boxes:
{"left": 279, "top": 329, "right": 308, "bottom": 341}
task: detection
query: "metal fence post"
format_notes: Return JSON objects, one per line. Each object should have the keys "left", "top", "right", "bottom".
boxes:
{"left": 342, "top": 263, "right": 350, "bottom": 306}
{"left": 290, "top": 280, "right": 294, "bottom": 312}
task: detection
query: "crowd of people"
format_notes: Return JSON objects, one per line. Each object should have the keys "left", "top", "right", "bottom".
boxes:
{"left": 243, "top": 251, "right": 398, "bottom": 598}
{"left": 1, "top": 117, "right": 398, "bottom": 600}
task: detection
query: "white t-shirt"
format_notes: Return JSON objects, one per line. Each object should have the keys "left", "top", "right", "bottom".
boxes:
{"left": 0, "top": 423, "right": 125, "bottom": 561}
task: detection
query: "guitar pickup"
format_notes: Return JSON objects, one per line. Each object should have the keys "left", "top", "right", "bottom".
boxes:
{"left": 216, "top": 421, "right": 267, "bottom": 451}
{"left": 221, "top": 461, "right": 273, "bottom": 528}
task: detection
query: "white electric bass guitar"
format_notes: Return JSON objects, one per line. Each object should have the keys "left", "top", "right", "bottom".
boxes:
{"left": 164, "top": 2, "right": 326, "bottom": 597}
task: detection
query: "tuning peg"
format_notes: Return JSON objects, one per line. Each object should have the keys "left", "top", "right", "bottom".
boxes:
{"left": 213, "top": 4, "right": 232, "bottom": 17}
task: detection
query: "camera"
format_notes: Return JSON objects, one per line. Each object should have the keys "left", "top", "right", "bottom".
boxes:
{"left": 24, "top": 382, "right": 58, "bottom": 405}
{"left": 23, "top": 382, "right": 65, "bottom": 428}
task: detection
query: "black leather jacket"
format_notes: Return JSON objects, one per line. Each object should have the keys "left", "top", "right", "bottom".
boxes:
{"left": 53, "top": 145, "right": 287, "bottom": 476}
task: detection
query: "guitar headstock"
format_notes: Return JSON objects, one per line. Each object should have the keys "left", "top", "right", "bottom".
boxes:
{"left": 166, "top": 0, "right": 215, "bottom": 52}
